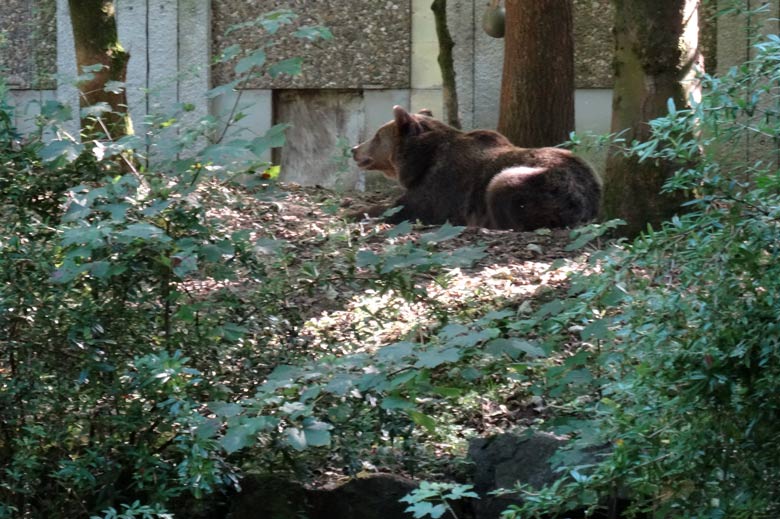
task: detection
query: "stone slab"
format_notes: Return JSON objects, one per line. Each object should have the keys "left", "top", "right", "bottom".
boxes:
{"left": 8, "top": 89, "right": 56, "bottom": 135}
{"left": 276, "top": 90, "right": 365, "bottom": 190}
{"left": 211, "top": 88, "right": 273, "bottom": 161}
{"left": 212, "top": 0, "right": 411, "bottom": 89}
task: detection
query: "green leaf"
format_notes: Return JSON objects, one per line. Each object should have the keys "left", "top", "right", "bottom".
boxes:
{"left": 405, "top": 502, "right": 447, "bottom": 519}
{"left": 433, "top": 386, "right": 462, "bottom": 397}
{"left": 407, "top": 410, "right": 436, "bottom": 433}
{"left": 565, "top": 232, "right": 597, "bottom": 251}
{"left": 251, "top": 123, "right": 290, "bottom": 155}
{"left": 534, "top": 299, "right": 565, "bottom": 318}
{"left": 386, "top": 220, "right": 413, "bottom": 238}
{"left": 99, "top": 202, "right": 131, "bottom": 221}
{"left": 195, "top": 418, "right": 221, "bottom": 439}
{"left": 269, "top": 57, "right": 303, "bottom": 78}
{"left": 376, "top": 341, "right": 415, "bottom": 362}
{"left": 209, "top": 402, "right": 243, "bottom": 418}
{"left": 80, "top": 102, "right": 113, "bottom": 118}
{"left": 285, "top": 427, "right": 307, "bottom": 451}
{"left": 414, "top": 347, "right": 461, "bottom": 368}
{"left": 381, "top": 396, "right": 416, "bottom": 410}
{"left": 235, "top": 49, "right": 267, "bottom": 74}
{"left": 39, "top": 140, "right": 83, "bottom": 162}
{"left": 421, "top": 222, "right": 464, "bottom": 244}
{"left": 103, "top": 81, "right": 125, "bottom": 94}
{"left": 40, "top": 100, "right": 73, "bottom": 122}
{"left": 172, "top": 254, "right": 198, "bottom": 278}
{"left": 581, "top": 318, "right": 609, "bottom": 341}
{"left": 118, "top": 223, "right": 169, "bottom": 242}
{"left": 220, "top": 427, "right": 252, "bottom": 454}
{"left": 293, "top": 25, "right": 333, "bottom": 41}
{"left": 216, "top": 43, "right": 242, "bottom": 63}
{"left": 485, "top": 338, "right": 546, "bottom": 359}
{"left": 303, "top": 419, "right": 332, "bottom": 447}
{"left": 324, "top": 374, "right": 354, "bottom": 396}
{"left": 356, "top": 250, "right": 380, "bottom": 267}
{"left": 87, "top": 261, "right": 111, "bottom": 279}
{"left": 206, "top": 79, "right": 241, "bottom": 99}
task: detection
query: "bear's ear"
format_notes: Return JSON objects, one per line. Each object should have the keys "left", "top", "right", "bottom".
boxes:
{"left": 417, "top": 108, "right": 433, "bottom": 117}
{"left": 393, "top": 105, "right": 422, "bottom": 136}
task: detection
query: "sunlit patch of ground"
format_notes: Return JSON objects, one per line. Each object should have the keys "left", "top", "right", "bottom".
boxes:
{"left": 187, "top": 183, "right": 591, "bottom": 355}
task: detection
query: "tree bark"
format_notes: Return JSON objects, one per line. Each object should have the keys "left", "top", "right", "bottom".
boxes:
{"left": 602, "top": 0, "right": 701, "bottom": 236}
{"left": 431, "top": 0, "right": 461, "bottom": 129}
{"left": 68, "top": 0, "right": 131, "bottom": 139}
{"left": 498, "top": 0, "right": 574, "bottom": 147}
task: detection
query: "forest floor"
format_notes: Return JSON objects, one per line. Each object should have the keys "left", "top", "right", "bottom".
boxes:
{"left": 204, "top": 183, "right": 594, "bottom": 441}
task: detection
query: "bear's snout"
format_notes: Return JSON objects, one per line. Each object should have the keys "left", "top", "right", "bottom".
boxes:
{"left": 352, "top": 145, "right": 372, "bottom": 169}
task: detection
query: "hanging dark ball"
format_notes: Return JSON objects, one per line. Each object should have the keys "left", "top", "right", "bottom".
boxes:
{"left": 482, "top": 2, "right": 506, "bottom": 38}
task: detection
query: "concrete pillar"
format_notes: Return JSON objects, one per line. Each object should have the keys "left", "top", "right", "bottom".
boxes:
{"left": 410, "top": 0, "right": 444, "bottom": 116}
{"left": 116, "top": 0, "right": 147, "bottom": 133}
{"left": 55, "top": 0, "right": 80, "bottom": 139}
{"left": 178, "top": 0, "right": 211, "bottom": 127}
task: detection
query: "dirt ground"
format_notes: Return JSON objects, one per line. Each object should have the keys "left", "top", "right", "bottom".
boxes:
{"left": 205, "top": 183, "right": 592, "bottom": 356}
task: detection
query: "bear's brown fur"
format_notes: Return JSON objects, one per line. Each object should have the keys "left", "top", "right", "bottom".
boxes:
{"left": 351, "top": 106, "right": 601, "bottom": 231}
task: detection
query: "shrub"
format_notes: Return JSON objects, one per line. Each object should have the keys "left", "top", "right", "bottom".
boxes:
{"left": 501, "top": 34, "right": 780, "bottom": 519}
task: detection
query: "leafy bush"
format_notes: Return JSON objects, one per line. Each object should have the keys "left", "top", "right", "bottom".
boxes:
{"left": 500, "top": 34, "right": 780, "bottom": 518}
{"left": 0, "top": 10, "right": 339, "bottom": 517}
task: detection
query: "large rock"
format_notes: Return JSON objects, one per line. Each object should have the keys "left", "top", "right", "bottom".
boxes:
{"left": 228, "top": 475, "right": 311, "bottom": 519}
{"left": 229, "top": 473, "right": 433, "bottom": 519}
{"left": 308, "top": 473, "right": 419, "bottom": 519}
{"left": 468, "top": 432, "right": 568, "bottom": 518}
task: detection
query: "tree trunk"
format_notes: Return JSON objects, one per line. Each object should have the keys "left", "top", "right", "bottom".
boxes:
{"left": 431, "top": 0, "right": 461, "bottom": 129}
{"left": 498, "top": 0, "right": 574, "bottom": 147}
{"left": 602, "top": 0, "right": 701, "bottom": 236}
{"left": 68, "top": 0, "right": 131, "bottom": 139}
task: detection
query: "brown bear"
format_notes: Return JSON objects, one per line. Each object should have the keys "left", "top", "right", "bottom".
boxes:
{"left": 351, "top": 106, "right": 601, "bottom": 231}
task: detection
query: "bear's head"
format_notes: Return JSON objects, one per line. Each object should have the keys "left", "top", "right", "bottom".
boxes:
{"left": 351, "top": 106, "right": 434, "bottom": 180}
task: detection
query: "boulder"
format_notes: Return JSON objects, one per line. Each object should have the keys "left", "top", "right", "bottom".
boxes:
{"left": 308, "top": 473, "right": 419, "bottom": 519}
{"left": 228, "top": 475, "right": 311, "bottom": 519}
{"left": 229, "top": 473, "right": 431, "bottom": 519}
{"left": 468, "top": 431, "right": 567, "bottom": 518}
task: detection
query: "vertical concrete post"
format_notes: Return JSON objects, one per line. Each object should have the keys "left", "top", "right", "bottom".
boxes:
{"left": 116, "top": 0, "right": 148, "bottom": 134}
{"left": 178, "top": 0, "right": 211, "bottom": 127}
{"left": 448, "top": 0, "right": 475, "bottom": 129}
{"left": 410, "top": 0, "right": 444, "bottom": 116}
{"left": 147, "top": 0, "right": 179, "bottom": 113}
{"left": 55, "top": 0, "right": 81, "bottom": 139}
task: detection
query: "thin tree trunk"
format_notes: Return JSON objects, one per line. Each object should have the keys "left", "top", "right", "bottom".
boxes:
{"left": 431, "top": 0, "right": 461, "bottom": 129}
{"left": 498, "top": 0, "right": 574, "bottom": 147}
{"left": 68, "top": 0, "right": 131, "bottom": 139}
{"left": 602, "top": 0, "right": 701, "bottom": 236}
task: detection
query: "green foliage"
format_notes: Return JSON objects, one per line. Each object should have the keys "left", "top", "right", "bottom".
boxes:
{"left": 499, "top": 34, "right": 780, "bottom": 518}
{"left": 9, "top": 6, "right": 780, "bottom": 519}
{"left": 91, "top": 502, "right": 173, "bottom": 519}
{"left": 0, "top": 10, "right": 338, "bottom": 517}
{"left": 401, "top": 481, "right": 478, "bottom": 519}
